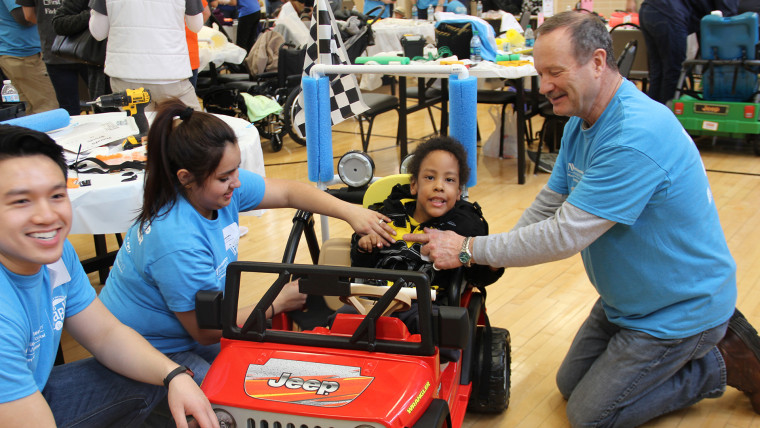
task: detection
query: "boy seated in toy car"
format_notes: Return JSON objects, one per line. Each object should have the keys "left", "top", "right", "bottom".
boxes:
{"left": 347, "top": 137, "right": 504, "bottom": 332}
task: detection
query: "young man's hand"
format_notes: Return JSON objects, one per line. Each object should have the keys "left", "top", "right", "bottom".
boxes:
{"left": 167, "top": 374, "right": 219, "bottom": 428}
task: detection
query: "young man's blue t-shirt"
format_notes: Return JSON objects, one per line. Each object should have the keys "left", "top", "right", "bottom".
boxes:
{"left": 100, "top": 169, "right": 265, "bottom": 353}
{"left": 547, "top": 79, "right": 736, "bottom": 339}
{"left": 0, "top": 241, "right": 96, "bottom": 403}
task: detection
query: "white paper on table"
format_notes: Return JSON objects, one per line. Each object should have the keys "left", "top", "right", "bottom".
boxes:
{"left": 500, "top": 13, "right": 522, "bottom": 33}
{"left": 48, "top": 112, "right": 140, "bottom": 154}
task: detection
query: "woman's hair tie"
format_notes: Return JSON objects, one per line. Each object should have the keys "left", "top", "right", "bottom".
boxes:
{"left": 178, "top": 106, "right": 194, "bottom": 121}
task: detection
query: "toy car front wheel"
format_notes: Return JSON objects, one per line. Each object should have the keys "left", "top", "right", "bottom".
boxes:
{"left": 468, "top": 326, "right": 511, "bottom": 413}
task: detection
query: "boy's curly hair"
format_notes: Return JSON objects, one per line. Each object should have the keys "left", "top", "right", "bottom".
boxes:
{"left": 406, "top": 136, "right": 470, "bottom": 188}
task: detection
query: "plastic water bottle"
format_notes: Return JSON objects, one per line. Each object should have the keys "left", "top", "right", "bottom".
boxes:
{"left": 412, "top": 4, "right": 418, "bottom": 20}
{"left": 470, "top": 30, "right": 482, "bottom": 63}
{"left": 524, "top": 24, "right": 535, "bottom": 47}
{"left": 1, "top": 80, "right": 19, "bottom": 103}
{"left": 476, "top": 1, "right": 483, "bottom": 17}
{"left": 427, "top": 5, "right": 434, "bottom": 22}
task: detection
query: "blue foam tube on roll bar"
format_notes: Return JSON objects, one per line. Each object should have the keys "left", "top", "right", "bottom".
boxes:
{"left": 303, "top": 76, "right": 334, "bottom": 183}
{"left": 448, "top": 74, "right": 478, "bottom": 188}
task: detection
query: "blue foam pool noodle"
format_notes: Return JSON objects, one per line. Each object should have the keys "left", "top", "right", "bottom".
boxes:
{"left": 0, "top": 108, "right": 70, "bottom": 133}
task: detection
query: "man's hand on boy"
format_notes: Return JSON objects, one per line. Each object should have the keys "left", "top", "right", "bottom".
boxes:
{"left": 404, "top": 228, "right": 465, "bottom": 270}
{"left": 347, "top": 206, "right": 396, "bottom": 245}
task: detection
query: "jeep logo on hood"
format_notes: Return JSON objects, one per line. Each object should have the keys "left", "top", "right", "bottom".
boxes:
{"left": 244, "top": 358, "right": 374, "bottom": 407}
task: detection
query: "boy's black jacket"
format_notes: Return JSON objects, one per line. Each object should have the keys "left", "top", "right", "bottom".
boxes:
{"left": 350, "top": 184, "right": 504, "bottom": 291}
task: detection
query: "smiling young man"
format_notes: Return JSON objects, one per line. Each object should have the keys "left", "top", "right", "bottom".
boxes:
{"left": 0, "top": 124, "right": 218, "bottom": 428}
{"left": 404, "top": 11, "right": 760, "bottom": 426}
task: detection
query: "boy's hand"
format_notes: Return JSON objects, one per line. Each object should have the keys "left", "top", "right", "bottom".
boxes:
{"left": 347, "top": 206, "right": 396, "bottom": 245}
{"left": 403, "top": 228, "right": 464, "bottom": 270}
{"left": 358, "top": 233, "right": 387, "bottom": 251}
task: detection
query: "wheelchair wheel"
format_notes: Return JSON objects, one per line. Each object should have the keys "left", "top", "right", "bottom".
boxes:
{"left": 256, "top": 112, "right": 285, "bottom": 152}
{"left": 270, "top": 133, "right": 283, "bottom": 152}
{"left": 283, "top": 87, "right": 306, "bottom": 146}
{"left": 468, "top": 326, "right": 511, "bottom": 413}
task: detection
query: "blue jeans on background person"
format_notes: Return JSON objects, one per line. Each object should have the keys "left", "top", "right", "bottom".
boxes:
{"left": 265, "top": 0, "right": 283, "bottom": 16}
{"left": 639, "top": 2, "right": 689, "bottom": 105}
{"left": 557, "top": 299, "right": 728, "bottom": 428}
{"left": 166, "top": 343, "right": 221, "bottom": 386}
{"left": 190, "top": 69, "right": 199, "bottom": 89}
{"left": 42, "top": 357, "right": 166, "bottom": 427}
{"left": 46, "top": 63, "right": 90, "bottom": 116}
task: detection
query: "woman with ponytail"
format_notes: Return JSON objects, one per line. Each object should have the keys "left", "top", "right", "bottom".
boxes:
{"left": 99, "top": 99, "right": 396, "bottom": 383}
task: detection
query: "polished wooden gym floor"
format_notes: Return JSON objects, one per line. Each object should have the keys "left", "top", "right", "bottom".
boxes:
{"left": 67, "top": 91, "right": 760, "bottom": 427}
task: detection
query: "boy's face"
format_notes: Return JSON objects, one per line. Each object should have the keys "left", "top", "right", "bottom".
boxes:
{"left": 410, "top": 150, "right": 462, "bottom": 224}
{"left": 0, "top": 155, "right": 71, "bottom": 275}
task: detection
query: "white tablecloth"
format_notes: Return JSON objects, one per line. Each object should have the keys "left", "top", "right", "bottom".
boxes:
{"left": 66, "top": 114, "right": 265, "bottom": 235}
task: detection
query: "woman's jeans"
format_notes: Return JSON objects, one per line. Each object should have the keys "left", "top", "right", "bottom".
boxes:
{"left": 639, "top": 2, "right": 688, "bottom": 104}
{"left": 43, "top": 357, "right": 166, "bottom": 427}
{"left": 557, "top": 299, "right": 728, "bottom": 428}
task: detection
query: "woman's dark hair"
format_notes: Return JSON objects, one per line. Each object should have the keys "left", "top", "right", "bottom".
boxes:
{"left": 138, "top": 98, "right": 237, "bottom": 228}
{"left": 406, "top": 136, "right": 470, "bottom": 188}
{"left": 535, "top": 10, "right": 618, "bottom": 71}
{"left": 0, "top": 124, "right": 68, "bottom": 178}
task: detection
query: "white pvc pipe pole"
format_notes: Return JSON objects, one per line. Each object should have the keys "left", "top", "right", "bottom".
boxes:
{"left": 309, "top": 63, "right": 470, "bottom": 79}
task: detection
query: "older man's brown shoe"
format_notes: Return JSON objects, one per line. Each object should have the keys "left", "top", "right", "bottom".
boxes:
{"left": 717, "top": 309, "right": 760, "bottom": 414}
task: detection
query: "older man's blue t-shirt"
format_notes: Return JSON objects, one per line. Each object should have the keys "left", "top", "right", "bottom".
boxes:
{"left": 100, "top": 169, "right": 265, "bottom": 353}
{"left": 547, "top": 79, "right": 736, "bottom": 339}
{"left": 0, "top": 241, "right": 96, "bottom": 403}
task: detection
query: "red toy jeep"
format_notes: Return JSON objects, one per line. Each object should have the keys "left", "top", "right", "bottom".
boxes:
{"left": 196, "top": 254, "right": 510, "bottom": 427}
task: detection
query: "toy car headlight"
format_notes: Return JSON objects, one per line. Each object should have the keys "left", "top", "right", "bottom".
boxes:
{"left": 399, "top": 153, "right": 414, "bottom": 174}
{"left": 214, "top": 408, "right": 236, "bottom": 428}
{"left": 338, "top": 150, "right": 375, "bottom": 188}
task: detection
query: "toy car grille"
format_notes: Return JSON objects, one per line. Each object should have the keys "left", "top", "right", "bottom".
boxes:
{"left": 214, "top": 405, "right": 386, "bottom": 428}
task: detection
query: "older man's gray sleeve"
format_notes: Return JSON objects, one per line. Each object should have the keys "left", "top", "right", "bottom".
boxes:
{"left": 473, "top": 201, "right": 615, "bottom": 267}
{"left": 512, "top": 185, "right": 567, "bottom": 230}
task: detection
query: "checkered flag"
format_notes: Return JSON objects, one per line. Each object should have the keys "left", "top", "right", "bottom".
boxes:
{"left": 291, "top": 0, "right": 368, "bottom": 139}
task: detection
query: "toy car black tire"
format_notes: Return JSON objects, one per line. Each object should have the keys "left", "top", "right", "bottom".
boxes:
{"left": 467, "top": 326, "right": 511, "bottom": 413}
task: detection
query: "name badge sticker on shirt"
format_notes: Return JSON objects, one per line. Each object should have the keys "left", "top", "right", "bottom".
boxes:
{"left": 223, "top": 222, "right": 241, "bottom": 255}
{"left": 47, "top": 258, "right": 71, "bottom": 290}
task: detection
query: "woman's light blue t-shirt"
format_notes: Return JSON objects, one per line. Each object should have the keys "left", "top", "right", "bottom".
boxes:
{"left": 100, "top": 169, "right": 265, "bottom": 352}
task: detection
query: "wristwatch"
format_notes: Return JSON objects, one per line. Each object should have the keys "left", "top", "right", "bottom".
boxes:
{"left": 163, "top": 365, "right": 194, "bottom": 388}
{"left": 458, "top": 236, "right": 473, "bottom": 267}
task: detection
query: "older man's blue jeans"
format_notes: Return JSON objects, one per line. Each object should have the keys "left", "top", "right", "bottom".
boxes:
{"left": 557, "top": 299, "right": 728, "bottom": 428}
{"left": 42, "top": 357, "right": 166, "bottom": 427}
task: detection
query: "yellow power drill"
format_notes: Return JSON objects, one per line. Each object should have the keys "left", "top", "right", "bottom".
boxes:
{"left": 88, "top": 88, "right": 151, "bottom": 137}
